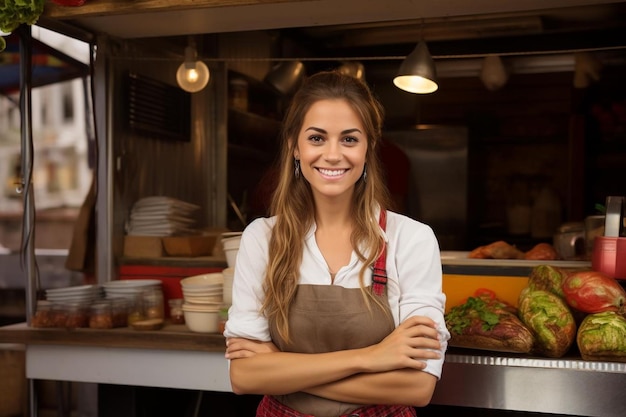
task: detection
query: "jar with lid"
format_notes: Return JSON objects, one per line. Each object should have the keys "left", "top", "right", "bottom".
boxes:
{"left": 168, "top": 298, "right": 185, "bottom": 324}
{"left": 89, "top": 302, "right": 113, "bottom": 329}
{"left": 142, "top": 289, "right": 164, "bottom": 321}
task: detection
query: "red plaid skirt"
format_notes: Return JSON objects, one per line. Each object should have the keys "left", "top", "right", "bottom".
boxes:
{"left": 256, "top": 395, "right": 417, "bottom": 417}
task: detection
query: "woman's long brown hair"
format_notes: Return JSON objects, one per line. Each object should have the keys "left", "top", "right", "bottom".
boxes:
{"left": 263, "top": 71, "right": 391, "bottom": 343}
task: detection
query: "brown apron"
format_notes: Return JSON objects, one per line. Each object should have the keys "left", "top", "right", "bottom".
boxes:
{"left": 267, "top": 283, "right": 402, "bottom": 417}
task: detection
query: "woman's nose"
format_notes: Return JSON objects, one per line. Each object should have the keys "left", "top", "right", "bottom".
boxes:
{"left": 324, "top": 141, "right": 342, "bottom": 161}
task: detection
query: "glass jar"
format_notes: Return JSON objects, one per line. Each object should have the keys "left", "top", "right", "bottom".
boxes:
{"left": 168, "top": 298, "right": 185, "bottom": 324}
{"left": 143, "top": 289, "right": 164, "bottom": 321}
{"left": 127, "top": 294, "right": 145, "bottom": 326}
{"left": 109, "top": 297, "right": 129, "bottom": 328}
{"left": 31, "top": 300, "right": 54, "bottom": 328}
{"left": 51, "top": 303, "right": 70, "bottom": 328}
{"left": 89, "top": 302, "right": 113, "bottom": 329}
{"left": 65, "top": 302, "right": 90, "bottom": 329}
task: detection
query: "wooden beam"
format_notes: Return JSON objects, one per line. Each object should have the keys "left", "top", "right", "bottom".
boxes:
{"left": 43, "top": 0, "right": 297, "bottom": 19}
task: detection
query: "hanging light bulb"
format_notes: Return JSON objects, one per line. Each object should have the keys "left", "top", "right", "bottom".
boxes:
{"left": 393, "top": 41, "right": 438, "bottom": 94}
{"left": 176, "top": 40, "right": 210, "bottom": 93}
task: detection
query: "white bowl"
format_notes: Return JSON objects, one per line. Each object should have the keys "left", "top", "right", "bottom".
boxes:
{"left": 183, "top": 295, "right": 223, "bottom": 304}
{"left": 181, "top": 281, "right": 223, "bottom": 290}
{"left": 183, "top": 302, "right": 221, "bottom": 311}
{"left": 183, "top": 309, "right": 219, "bottom": 333}
{"left": 224, "top": 248, "right": 238, "bottom": 268}
{"left": 181, "top": 273, "right": 224, "bottom": 287}
{"left": 183, "top": 290, "right": 222, "bottom": 298}
{"left": 221, "top": 236, "right": 241, "bottom": 250}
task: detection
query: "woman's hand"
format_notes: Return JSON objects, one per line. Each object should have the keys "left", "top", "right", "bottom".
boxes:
{"left": 362, "top": 315, "right": 442, "bottom": 373}
{"left": 225, "top": 337, "right": 279, "bottom": 359}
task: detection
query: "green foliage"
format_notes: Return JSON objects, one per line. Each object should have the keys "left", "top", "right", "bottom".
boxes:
{"left": 0, "top": 0, "right": 45, "bottom": 33}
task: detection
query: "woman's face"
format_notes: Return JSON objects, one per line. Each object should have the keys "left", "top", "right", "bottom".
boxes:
{"left": 294, "top": 99, "right": 368, "bottom": 201}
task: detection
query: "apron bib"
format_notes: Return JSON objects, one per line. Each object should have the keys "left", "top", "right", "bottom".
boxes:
{"left": 268, "top": 284, "right": 395, "bottom": 417}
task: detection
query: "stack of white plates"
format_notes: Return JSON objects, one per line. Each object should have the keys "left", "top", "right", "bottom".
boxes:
{"left": 103, "top": 279, "right": 162, "bottom": 300}
{"left": 46, "top": 285, "right": 104, "bottom": 304}
{"left": 126, "top": 196, "right": 201, "bottom": 236}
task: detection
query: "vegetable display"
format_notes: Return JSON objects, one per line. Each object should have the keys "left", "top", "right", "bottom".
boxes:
{"left": 445, "top": 265, "right": 626, "bottom": 362}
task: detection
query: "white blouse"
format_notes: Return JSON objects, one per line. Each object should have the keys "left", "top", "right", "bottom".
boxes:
{"left": 224, "top": 210, "right": 450, "bottom": 379}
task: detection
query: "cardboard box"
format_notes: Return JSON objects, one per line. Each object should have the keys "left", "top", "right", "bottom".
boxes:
{"left": 123, "top": 236, "right": 164, "bottom": 258}
{"left": 162, "top": 235, "right": 217, "bottom": 257}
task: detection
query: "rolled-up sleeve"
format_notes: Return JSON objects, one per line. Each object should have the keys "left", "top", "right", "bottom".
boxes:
{"left": 386, "top": 213, "right": 450, "bottom": 379}
{"left": 223, "top": 218, "right": 273, "bottom": 341}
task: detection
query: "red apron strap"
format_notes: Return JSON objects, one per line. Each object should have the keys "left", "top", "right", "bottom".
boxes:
{"left": 372, "top": 210, "right": 387, "bottom": 296}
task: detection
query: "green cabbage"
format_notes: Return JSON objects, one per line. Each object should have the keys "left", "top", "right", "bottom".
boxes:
{"left": 0, "top": 0, "right": 45, "bottom": 34}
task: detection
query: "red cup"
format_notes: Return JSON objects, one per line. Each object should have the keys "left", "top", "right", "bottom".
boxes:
{"left": 592, "top": 236, "right": 626, "bottom": 280}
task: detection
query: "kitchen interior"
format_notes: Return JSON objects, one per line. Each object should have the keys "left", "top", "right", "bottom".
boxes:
{"left": 1, "top": 1, "right": 626, "bottom": 416}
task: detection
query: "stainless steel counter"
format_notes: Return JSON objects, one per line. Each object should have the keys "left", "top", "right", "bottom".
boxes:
{"left": 434, "top": 350, "right": 626, "bottom": 416}
{"left": 2, "top": 324, "right": 624, "bottom": 416}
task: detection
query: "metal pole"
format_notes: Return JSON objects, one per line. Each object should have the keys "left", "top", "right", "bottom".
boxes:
{"left": 17, "top": 23, "right": 39, "bottom": 417}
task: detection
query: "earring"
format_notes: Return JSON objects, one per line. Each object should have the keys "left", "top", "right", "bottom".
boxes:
{"left": 362, "top": 165, "right": 367, "bottom": 182}
{"left": 294, "top": 159, "right": 301, "bottom": 179}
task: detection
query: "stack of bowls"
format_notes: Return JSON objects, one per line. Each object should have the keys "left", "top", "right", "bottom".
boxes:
{"left": 221, "top": 232, "right": 242, "bottom": 268}
{"left": 180, "top": 273, "right": 223, "bottom": 333}
{"left": 222, "top": 267, "right": 234, "bottom": 306}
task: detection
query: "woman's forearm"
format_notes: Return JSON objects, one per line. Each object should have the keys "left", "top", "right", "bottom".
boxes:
{"left": 305, "top": 368, "right": 438, "bottom": 408}
{"left": 229, "top": 348, "right": 370, "bottom": 395}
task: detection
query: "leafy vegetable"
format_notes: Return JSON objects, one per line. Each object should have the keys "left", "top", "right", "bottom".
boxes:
{"left": 445, "top": 296, "right": 501, "bottom": 333}
{"left": 0, "top": 0, "right": 45, "bottom": 34}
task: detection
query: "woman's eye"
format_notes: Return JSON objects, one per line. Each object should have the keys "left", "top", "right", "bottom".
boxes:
{"left": 308, "top": 135, "right": 324, "bottom": 143}
{"left": 343, "top": 136, "right": 358, "bottom": 144}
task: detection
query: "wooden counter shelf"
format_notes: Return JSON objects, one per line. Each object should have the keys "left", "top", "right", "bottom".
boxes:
{"left": 0, "top": 322, "right": 226, "bottom": 352}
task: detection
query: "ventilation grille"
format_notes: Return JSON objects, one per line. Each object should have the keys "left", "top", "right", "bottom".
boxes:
{"left": 125, "top": 72, "right": 191, "bottom": 142}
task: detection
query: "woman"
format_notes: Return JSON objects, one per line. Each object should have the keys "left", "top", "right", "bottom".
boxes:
{"left": 224, "top": 71, "right": 449, "bottom": 417}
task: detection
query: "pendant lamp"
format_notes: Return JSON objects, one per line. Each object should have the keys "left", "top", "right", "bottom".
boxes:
{"left": 393, "top": 41, "right": 438, "bottom": 94}
{"left": 264, "top": 60, "right": 305, "bottom": 95}
{"left": 176, "top": 39, "right": 210, "bottom": 93}
{"left": 337, "top": 61, "right": 366, "bottom": 82}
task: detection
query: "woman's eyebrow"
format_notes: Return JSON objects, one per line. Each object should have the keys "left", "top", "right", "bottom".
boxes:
{"left": 304, "top": 127, "right": 363, "bottom": 134}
